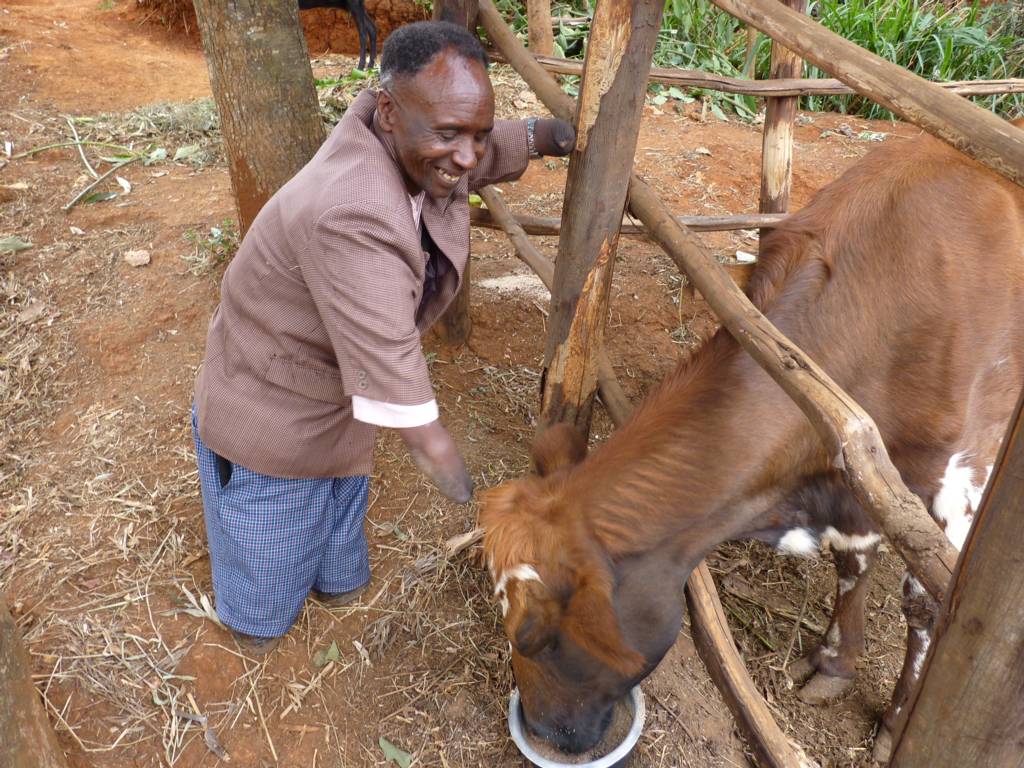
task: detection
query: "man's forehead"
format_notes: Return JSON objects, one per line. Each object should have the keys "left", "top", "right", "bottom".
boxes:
{"left": 395, "top": 50, "right": 493, "bottom": 106}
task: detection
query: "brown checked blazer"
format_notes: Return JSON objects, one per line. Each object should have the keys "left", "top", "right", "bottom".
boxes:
{"left": 195, "top": 90, "right": 530, "bottom": 478}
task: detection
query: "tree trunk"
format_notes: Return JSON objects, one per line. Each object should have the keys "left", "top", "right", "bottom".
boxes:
{"left": 759, "top": 0, "right": 807, "bottom": 217}
{"left": 192, "top": 0, "right": 325, "bottom": 236}
{"left": 432, "top": 0, "right": 479, "bottom": 29}
{"left": 527, "top": 0, "right": 554, "bottom": 56}
{"left": 0, "top": 599, "right": 69, "bottom": 768}
{"left": 890, "top": 387, "right": 1024, "bottom": 767}
{"left": 539, "top": 0, "right": 663, "bottom": 436}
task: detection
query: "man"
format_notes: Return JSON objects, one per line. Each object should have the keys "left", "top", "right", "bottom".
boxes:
{"left": 192, "top": 21, "right": 575, "bottom": 654}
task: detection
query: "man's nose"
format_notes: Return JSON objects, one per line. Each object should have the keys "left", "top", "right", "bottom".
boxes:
{"left": 452, "top": 136, "right": 480, "bottom": 170}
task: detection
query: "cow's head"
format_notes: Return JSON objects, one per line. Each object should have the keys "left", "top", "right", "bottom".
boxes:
{"left": 481, "top": 424, "right": 686, "bottom": 753}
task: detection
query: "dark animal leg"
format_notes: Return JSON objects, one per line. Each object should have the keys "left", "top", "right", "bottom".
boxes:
{"left": 871, "top": 573, "right": 939, "bottom": 764}
{"left": 351, "top": 0, "right": 376, "bottom": 70}
{"left": 789, "top": 537, "right": 878, "bottom": 703}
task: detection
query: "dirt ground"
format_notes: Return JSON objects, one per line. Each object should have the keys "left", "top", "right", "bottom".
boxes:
{"left": 1, "top": 2, "right": 927, "bottom": 766}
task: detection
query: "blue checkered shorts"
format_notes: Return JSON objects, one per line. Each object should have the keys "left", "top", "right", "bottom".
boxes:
{"left": 191, "top": 408, "right": 370, "bottom": 637}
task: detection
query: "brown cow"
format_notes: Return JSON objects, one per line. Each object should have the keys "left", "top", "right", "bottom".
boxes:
{"left": 481, "top": 122, "right": 1024, "bottom": 759}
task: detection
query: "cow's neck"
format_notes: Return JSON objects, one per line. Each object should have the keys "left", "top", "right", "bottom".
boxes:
{"left": 572, "top": 333, "right": 821, "bottom": 561}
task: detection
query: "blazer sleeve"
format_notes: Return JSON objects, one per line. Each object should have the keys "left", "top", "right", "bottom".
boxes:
{"left": 299, "top": 201, "right": 436, "bottom": 407}
{"left": 468, "top": 119, "right": 531, "bottom": 191}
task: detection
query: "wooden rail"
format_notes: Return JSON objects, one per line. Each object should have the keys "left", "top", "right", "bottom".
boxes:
{"left": 488, "top": 50, "right": 1024, "bottom": 100}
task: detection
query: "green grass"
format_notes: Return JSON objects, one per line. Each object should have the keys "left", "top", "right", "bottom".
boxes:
{"left": 489, "top": 0, "right": 1023, "bottom": 120}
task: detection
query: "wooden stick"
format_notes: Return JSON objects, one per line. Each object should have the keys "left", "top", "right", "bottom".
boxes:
{"left": 708, "top": 0, "right": 1024, "bottom": 187}
{"left": 470, "top": 206, "right": 789, "bottom": 235}
{"left": 759, "top": 0, "right": 806, "bottom": 216}
{"left": 527, "top": 0, "right": 554, "bottom": 56}
{"left": 538, "top": 0, "right": 663, "bottom": 436}
{"left": 488, "top": 49, "right": 1024, "bottom": 99}
{"left": 687, "top": 565, "right": 819, "bottom": 767}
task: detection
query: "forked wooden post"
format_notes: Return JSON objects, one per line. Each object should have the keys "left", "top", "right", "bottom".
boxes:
{"left": 890, "top": 387, "right": 1024, "bottom": 767}
{"left": 431, "top": 0, "right": 480, "bottom": 347}
{"left": 759, "top": 0, "right": 807, "bottom": 216}
{"left": 527, "top": 0, "right": 554, "bottom": 56}
{"left": 539, "top": 0, "right": 663, "bottom": 436}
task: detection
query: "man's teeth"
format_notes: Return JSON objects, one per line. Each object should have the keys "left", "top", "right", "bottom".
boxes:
{"left": 437, "top": 169, "right": 459, "bottom": 183}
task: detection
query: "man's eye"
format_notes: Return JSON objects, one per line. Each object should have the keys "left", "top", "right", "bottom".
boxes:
{"left": 438, "top": 131, "right": 458, "bottom": 141}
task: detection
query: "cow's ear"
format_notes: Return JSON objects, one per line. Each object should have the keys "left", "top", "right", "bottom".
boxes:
{"left": 532, "top": 423, "right": 588, "bottom": 477}
{"left": 507, "top": 579, "right": 562, "bottom": 657}
{"left": 563, "top": 567, "right": 646, "bottom": 678}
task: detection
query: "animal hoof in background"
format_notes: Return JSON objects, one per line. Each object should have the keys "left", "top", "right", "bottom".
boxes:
{"left": 872, "top": 723, "right": 893, "bottom": 764}
{"left": 796, "top": 671, "right": 853, "bottom": 704}
{"left": 786, "top": 654, "right": 817, "bottom": 684}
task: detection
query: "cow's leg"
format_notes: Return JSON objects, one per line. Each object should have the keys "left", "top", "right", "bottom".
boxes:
{"left": 790, "top": 530, "right": 879, "bottom": 703}
{"left": 871, "top": 572, "right": 940, "bottom": 763}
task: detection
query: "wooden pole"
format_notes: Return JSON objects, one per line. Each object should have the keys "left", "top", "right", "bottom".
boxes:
{"left": 527, "top": 0, "right": 554, "bottom": 56}
{"left": 470, "top": 206, "right": 789, "bottom": 235}
{"left": 539, "top": 0, "right": 663, "bottom": 436}
{"left": 890, "top": 387, "right": 1024, "bottom": 768}
{"left": 488, "top": 53, "right": 1024, "bottom": 99}
{"left": 708, "top": 0, "right": 1024, "bottom": 188}
{"left": 759, "top": 0, "right": 807, "bottom": 216}
{"left": 0, "top": 599, "right": 70, "bottom": 768}
{"left": 430, "top": 0, "right": 480, "bottom": 347}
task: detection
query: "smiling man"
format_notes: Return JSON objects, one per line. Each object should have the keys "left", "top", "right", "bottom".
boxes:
{"left": 191, "top": 21, "right": 575, "bottom": 654}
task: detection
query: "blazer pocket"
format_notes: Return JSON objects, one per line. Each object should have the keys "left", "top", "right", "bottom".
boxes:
{"left": 265, "top": 355, "right": 348, "bottom": 404}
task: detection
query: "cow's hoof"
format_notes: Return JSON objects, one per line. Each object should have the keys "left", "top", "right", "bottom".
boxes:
{"left": 796, "top": 671, "right": 853, "bottom": 704}
{"left": 872, "top": 724, "right": 893, "bottom": 764}
{"left": 787, "top": 655, "right": 817, "bottom": 684}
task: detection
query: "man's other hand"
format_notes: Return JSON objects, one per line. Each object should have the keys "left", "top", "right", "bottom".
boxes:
{"left": 397, "top": 420, "right": 473, "bottom": 503}
{"left": 533, "top": 118, "right": 576, "bottom": 157}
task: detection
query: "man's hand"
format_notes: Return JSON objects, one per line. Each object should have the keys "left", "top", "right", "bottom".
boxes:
{"left": 397, "top": 420, "right": 473, "bottom": 503}
{"left": 533, "top": 118, "right": 576, "bottom": 157}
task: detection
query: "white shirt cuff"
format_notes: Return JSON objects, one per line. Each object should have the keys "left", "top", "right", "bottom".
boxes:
{"left": 352, "top": 395, "right": 439, "bottom": 428}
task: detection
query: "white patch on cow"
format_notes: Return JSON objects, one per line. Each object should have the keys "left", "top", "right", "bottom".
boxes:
{"left": 902, "top": 573, "right": 926, "bottom": 598}
{"left": 855, "top": 553, "right": 868, "bottom": 574}
{"left": 933, "top": 452, "right": 984, "bottom": 550}
{"left": 777, "top": 528, "right": 818, "bottom": 556}
{"left": 822, "top": 526, "right": 881, "bottom": 553}
{"left": 493, "top": 564, "right": 542, "bottom": 617}
{"left": 838, "top": 577, "right": 856, "bottom": 595}
{"left": 826, "top": 624, "right": 841, "bottom": 649}
{"left": 911, "top": 629, "right": 931, "bottom": 677}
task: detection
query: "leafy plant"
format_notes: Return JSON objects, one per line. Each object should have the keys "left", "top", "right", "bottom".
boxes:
{"left": 489, "top": 0, "right": 1022, "bottom": 119}
{"left": 182, "top": 219, "right": 239, "bottom": 274}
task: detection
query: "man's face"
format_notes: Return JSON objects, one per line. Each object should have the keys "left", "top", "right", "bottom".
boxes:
{"left": 377, "top": 49, "right": 495, "bottom": 199}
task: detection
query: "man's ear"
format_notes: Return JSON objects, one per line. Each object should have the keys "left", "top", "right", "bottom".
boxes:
{"left": 376, "top": 89, "right": 397, "bottom": 132}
